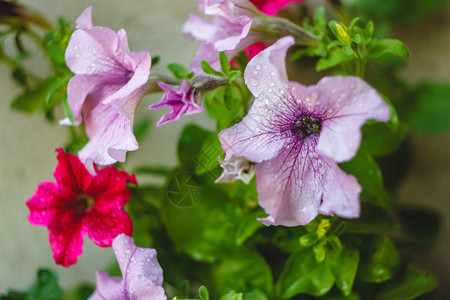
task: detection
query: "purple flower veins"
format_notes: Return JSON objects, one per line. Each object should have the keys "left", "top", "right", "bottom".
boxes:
{"left": 219, "top": 36, "right": 391, "bottom": 226}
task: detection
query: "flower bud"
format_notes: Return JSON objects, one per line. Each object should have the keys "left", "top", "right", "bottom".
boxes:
{"left": 188, "top": 74, "right": 229, "bottom": 93}
{"left": 336, "top": 22, "right": 351, "bottom": 44}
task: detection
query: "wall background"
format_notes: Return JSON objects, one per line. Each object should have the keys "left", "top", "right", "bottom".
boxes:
{"left": 0, "top": 0, "right": 448, "bottom": 297}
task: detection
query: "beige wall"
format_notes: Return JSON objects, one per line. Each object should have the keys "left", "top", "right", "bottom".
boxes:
{"left": 0, "top": 0, "right": 448, "bottom": 295}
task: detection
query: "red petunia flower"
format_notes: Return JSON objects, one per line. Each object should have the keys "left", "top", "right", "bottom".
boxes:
{"left": 249, "top": 0, "right": 305, "bottom": 16}
{"left": 26, "top": 149, "right": 137, "bottom": 267}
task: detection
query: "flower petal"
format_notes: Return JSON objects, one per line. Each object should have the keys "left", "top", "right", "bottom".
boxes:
{"left": 182, "top": 14, "right": 221, "bottom": 43}
{"left": 78, "top": 87, "right": 142, "bottom": 166}
{"left": 66, "top": 74, "right": 105, "bottom": 124}
{"left": 54, "top": 148, "right": 92, "bottom": 192}
{"left": 244, "top": 35, "right": 294, "bottom": 104}
{"left": 220, "top": 37, "right": 301, "bottom": 163}
{"left": 84, "top": 209, "right": 133, "bottom": 247}
{"left": 113, "top": 234, "right": 165, "bottom": 293}
{"left": 249, "top": 0, "right": 305, "bottom": 16}
{"left": 319, "top": 162, "right": 361, "bottom": 218}
{"left": 75, "top": 5, "right": 93, "bottom": 30}
{"left": 315, "top": 76, "right": 391, "bottom": 163}
{"left": 48, "top": 217, "right": 84, "bottom": 267}
{"left": 255, "top": 139, "right": 328, "bottom": 226}
{"left": 27, "top": 182, "right": 76, "bottom": 226}
{"left": 88, "top": 271, "right": 124, "bottom": 300}
{"left": 65, "top": 25, "right": 125, "bottom": 76}
{"left": 103, "top": 47, "right": 151, "bottom": 104}
{"left": 218, "top": 100, "right": 290, "bottom": 163}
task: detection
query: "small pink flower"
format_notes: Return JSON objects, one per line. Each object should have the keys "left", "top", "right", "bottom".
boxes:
{"left": 219, "top": 36, "right": 390, "bottom": 226}
{"left": 249, "top": 0, "right": 305, "bottom": 16}
{"left": 149, "top": 79, "right": 204, "bottom": 126}
{"left": 64, "top": 6, "right": 151, "bottom": 167}
{"left": 26, "top": 149, "right": 137, "bottom": 267}
{"left": 89, "top": 234, "right": 167, "bottom": 300}
{"left": 183, "top": 0, "right": 259, "bottom": 72}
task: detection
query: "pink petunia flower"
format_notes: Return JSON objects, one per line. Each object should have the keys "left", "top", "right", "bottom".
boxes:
{"left": 183, "top": 0, "right": 259, "bottom": 72}
{"left": 183, "top": 0, "right": 314, "bottom": 72}
{"left": 64, "top": 6, "right": 151, "bottom": 168}
{"left": 149, "top": 79, "right": 204, "bottom": 126}
{"left": 249, "top": 0, "right": 305, "bottom": 16}
{"left": 26, "top": 149, "right": 137, "bottom": 267}
{"left": 219, "top": 36, "right": 390, "bottom": 226}
{"left": 89, "top": 234, "right": 167, "bottom": 300}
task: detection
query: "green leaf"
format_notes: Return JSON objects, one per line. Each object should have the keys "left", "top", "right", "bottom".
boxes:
{"left": 194, "top": 133, "right": 223, "bottom": 176}
{"left": 367, "top": 39, "right": 410, "bottom": 59}
{"left": 11, "top": 80, "right": 53, "bottom": 113}
{"left": 220, "top": 291, "right": 243, "bottom": 300}
{"left": 201, "top": 60, "right": 224, "bottom": 77}
{"left": 361, "top": 122, "right": 407, "bottom": 157}
{"left": 219, "top": 52, "right": 230, "bottom": 76}
{"left": 346, "top": 203, "right": 398, "bottom": 233}
{"left": 163, "top": 175, "right": 240, "bottom": 262}
{"left": 375, "top": 266, "right": 438, "bottom": 300}
{"left": 151, "top": 55, "right": 160, "bottom": 67}
{"left": 276, "top": 248, "right": 335, "bottom": 298}
{"left": 212, "top": 250, "right": 273, "bottom": 296}
{"left": 317, "top": 49, "right": 353, "bottom": 71}
{"left": 199, "top": 286, "right": 210, "bottom": 300}
{"left": 357, "top": 235, "right": 400, "bottom": 283}
{"left": 203, "top": 86, "right": 243, "bottom": 131}
{"left": 168, "top": 63, "right": 190, "bottom": 80}
{"left": 177, "top": 124, "right": 214, "bottom": 171}
{"left": 364, "top": 21, "right": 374, "bottom": 42}
{"left": 401, "top": 82, "right": 450, "bottom": 134}
{"left": 235, "top": 210, "right": 266, "bottom": 246}
{"left": 329, "top": 246, "right": 360, "bottom": 296}
{"left": 228, "top": 70, "right": 241, "bottom": 82}
{"left": 242, "top": 290, "right": 268, "bottom": 300}
{"left": 340, "top": 151, "right": 384, "bottom": 206}
{"left": 27, "top": 269, "right": 63, "bottom": 300}
{"left": 220, "top": 290, "right": 268, "bottom": 300}
{"left": 313, "top": 7, "right": 327, "bottom": 39}
{"left": 61, "top": 95, "right": 75, "bottom": 123}
{"left": 62, "top": 283, "right": 95, "bottom": 300}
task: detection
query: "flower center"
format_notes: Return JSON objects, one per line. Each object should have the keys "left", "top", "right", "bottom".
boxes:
{"left": 74, "top": 194, "right": 95, "bottom": 213}
{"left": 291, "top": 115, "right": 322, "bottom": 138}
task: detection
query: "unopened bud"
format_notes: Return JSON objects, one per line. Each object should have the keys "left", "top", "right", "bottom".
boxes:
{"left": 188, "top": 74, "right": 229, "bottom": 93}
{"left": 336, "top": 23, "right": 351, "bottom": 44}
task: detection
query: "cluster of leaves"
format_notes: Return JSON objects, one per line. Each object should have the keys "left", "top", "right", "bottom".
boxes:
{"left": 295, "top": 7, "right": 409, "bottom": 76}
{"left": 3, "top": 15, "right": 73, "bottom": 121}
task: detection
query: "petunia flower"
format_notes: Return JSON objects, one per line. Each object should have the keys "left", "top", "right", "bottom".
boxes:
{"left": 149, "top": 79, "right": 204, "bottom": 126}
{"left": 89, "top": 234, "right": 166, "bottom": 300}
{"left": 219, "top": 36, "right": 390, "bottom": 226}
{"left": 64, "top": 6, "right": 151, "bottom": 168}
{"left": 249, "top": 0, "right": 305, "bottom": 16}
{"left": 26, "top": 149, "right": 137, "bottom": 267}
{"left": 215, "top": 156, "right": 255, "bottom": 184}
{"left": 183, "top": 0, "right": 315, "bottom": 72}
{"left": 183, "top": 0, "right": 257, "bottom": 72}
